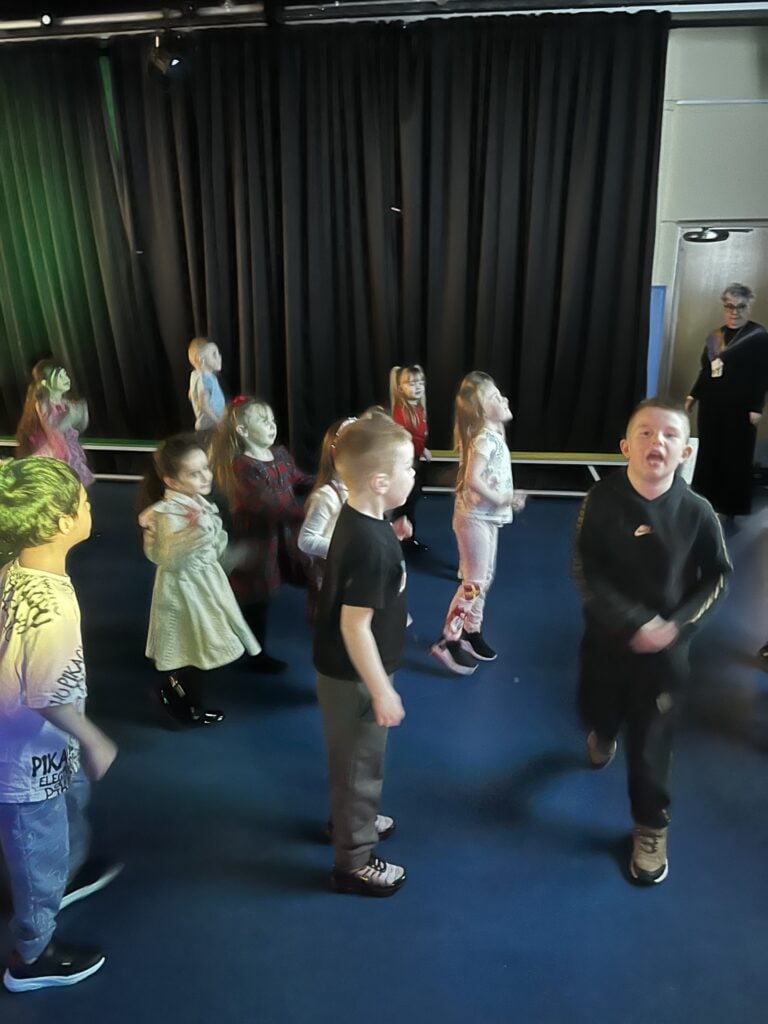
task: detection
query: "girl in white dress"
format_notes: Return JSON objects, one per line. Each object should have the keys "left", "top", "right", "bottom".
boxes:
{"left": 138, "top": 434, "right": 260, "bottom": 727}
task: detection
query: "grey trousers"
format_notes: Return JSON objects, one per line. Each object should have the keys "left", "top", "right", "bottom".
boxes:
{"left": 316, "top": 673, "right": 389, "bottom": 872}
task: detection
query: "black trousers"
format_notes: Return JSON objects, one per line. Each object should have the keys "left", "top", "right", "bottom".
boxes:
{"left": 578, "top": 631, "right": 690, "bottom": 829}
{"left": 392, "top": 460, "right": 425, "bottom": 535}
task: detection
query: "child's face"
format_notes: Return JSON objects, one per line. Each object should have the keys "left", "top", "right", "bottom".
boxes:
{"left": 68, "top": 486, "right": 92, "bottom": 545}
{"left": 621, "top": 409, "right": 692, "bottom": 485}
{"left": 164, "top": 448, "right": 213, "bottom": 497}
{"left": 399, "top": 373, "right": 425, "bottom": 403}
{"left": 481, "top": 384, "right": 512, "bottom": 424}
{"left": 204, "top": 345, "right": 222, "bottom": 372}
{"left": 48, "top": 368, "right": 70, "bottom": 393}
{"left": 242, "top": 405, "right": 276, "bottom": 449}
{"left": 382, "top": 440, "right": 416, "bottom": 510}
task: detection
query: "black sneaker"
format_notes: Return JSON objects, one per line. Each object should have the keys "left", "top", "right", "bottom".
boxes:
{"left": 430, "top": 639, "right": 477, "bottom": 676}
{"left": 3, "top": 940, "right": 105, "bottom": 993}
{"left": 460, "top": 630, "right": 497, "bottom": 661}
{"left": 330, "top": 854, "right": 406, "bottom": 897}
{"left": 324, "top": 814, "right": 396, "bottom": 843}
{"left": 60, "top": 859, "right": 123, "bottom": 911}
{"left": 403, "top": 538, "right": 429, "bottom": 553}
{"left": 247, "top": 652, "right": 288, "bottom": 675}
{"left": 586, "top": 731, "right": 617, "bottom": 770}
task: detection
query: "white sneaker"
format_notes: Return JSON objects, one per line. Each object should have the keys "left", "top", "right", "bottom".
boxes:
{"left": 331, "top": 854, "right": 407, "bottom": 897}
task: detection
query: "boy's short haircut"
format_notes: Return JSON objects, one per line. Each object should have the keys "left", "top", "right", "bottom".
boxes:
{"left": 626, "top": 397, "right": 691, "bottom": 441}
{"left": 188, "top": 337, "right": 211, "bottom": 368}
{"left": 0, "top": 457, "right": 81, "bottom": 557}
{"left": 334, "top": 416, "right": 410, "bottom": 488}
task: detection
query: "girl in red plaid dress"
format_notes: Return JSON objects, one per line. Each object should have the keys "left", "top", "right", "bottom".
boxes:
{"left": 210, "top": 398, "right": 314, "bottom": 672}
{"left": 389, "top": 365, "right": 431, "bottom": 551}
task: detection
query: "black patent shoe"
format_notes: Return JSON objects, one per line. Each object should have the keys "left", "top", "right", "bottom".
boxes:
{"left": 158, "top": 677, "right": 195, "bottom": 727}
{"left": 247, "top": 652, "right": 288, "bottom": 674}
{"left": 188, "top": 707, "right": 225, "bottom": 726}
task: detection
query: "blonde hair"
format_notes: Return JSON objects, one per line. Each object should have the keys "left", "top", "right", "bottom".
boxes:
{"left": 454, "top": 371, "right": 495, "bottom": 491}
{"left": 188, "top": 336, "right": 218, "bottom": 371}
{"left": 334, "top": 416, "right": 410, "bottom": 491}
{"left": 389, "top": 365, "right": 427, "bottom": 429}
{"left": 208, "top": 397, "right": 273, "bottom": 505}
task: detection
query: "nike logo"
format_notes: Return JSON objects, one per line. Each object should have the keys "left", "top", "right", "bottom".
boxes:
{"left": 634, "top": 524, "right": 652, "bottom": 537}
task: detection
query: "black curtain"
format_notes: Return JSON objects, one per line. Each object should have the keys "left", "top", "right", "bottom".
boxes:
{"left": 0, "top": 43, "right": 181, "bottom": 440}
{"left": 0, "top": 15, "right": 668, "bottom": 460}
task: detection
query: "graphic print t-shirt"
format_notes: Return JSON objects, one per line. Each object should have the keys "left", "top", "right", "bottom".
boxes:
{"left": 0, "top": 561, "right": 86, "bottom": 802}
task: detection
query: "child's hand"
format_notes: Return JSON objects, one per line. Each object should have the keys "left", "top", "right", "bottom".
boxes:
{"left": 81, "top": 730, "right": 118, "bottom": 781}
{"left": 373, "top": 690, "right": 405, "bottom": 728}
{"left": 220, "top": 540, "right": 251, "bottom": 573}
{"left": 184, "top": 505, "right": 202, "bottom": 528}
{"left": 392, "top": 516, "right": 413, "bottom": 541}
{"left": 511, "top": 491, "right": 526, "bottom": 512}
{"left": 630, "top": 616, "right": 679, "bottom": 653}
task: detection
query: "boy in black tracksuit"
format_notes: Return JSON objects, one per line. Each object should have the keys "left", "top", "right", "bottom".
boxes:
{"left": 573, "top": 399, "right": 731, "bottom": 885}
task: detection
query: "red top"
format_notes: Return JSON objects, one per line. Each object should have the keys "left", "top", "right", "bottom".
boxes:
{"left": 392, "top": 403, "right": 428, "bottom": 459}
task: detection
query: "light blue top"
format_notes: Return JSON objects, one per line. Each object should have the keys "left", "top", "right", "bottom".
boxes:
{"left": 189, "top": 370, "right": 225, "bottom": 430}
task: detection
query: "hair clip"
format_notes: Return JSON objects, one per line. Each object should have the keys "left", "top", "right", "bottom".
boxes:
{"left": 334, "top": 416, "right": 357, "bottom": 439}
{"left": 231, "top": 395, "right": 250, "bottom": 407}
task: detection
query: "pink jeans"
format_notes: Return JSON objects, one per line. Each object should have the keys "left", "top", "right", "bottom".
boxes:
{"left": 443, "top": 513, "right": 499, "bottom": 638}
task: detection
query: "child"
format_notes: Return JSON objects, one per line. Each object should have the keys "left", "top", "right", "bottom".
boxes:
{"left": 0, "top": 457, "right": 119, "bottom": 992}
{"left": 298, "top": 417, "right": 354, "bottom": 571}
{"left": 188, "top": 337, "right": 225, "bottom": 432}
{"left": 138, "top": 434, "right": 261, "bottom": 726}
{"left": 314, "top": 416, "right": 414, "bottom": 896}
{"left": 210, "top": 398, "right": 314, "bottom": 672}
{"left": 431, "top": 372, "right": 524, "bottom": 676}
{"left": 15, "top": 360, "right": 94, "bottom": 487}
{"left": 389, "top": 364, "right": 431, "bottom": 550}
{"left": 573, "top": 398, "right": 731, "bottom": 885}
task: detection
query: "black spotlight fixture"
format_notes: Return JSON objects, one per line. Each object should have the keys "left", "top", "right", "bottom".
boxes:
{"left": 149, "top": 32, "right": 185, "bottom": 76}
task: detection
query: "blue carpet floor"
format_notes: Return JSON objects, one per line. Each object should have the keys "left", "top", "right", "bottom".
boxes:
{"left": 2, "top": 485, "right": 768, "bottom": 1023}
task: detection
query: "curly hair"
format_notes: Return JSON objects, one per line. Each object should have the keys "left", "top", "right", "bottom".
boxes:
{"left": 0, "top": 457, "right": 81, "bottom": 563}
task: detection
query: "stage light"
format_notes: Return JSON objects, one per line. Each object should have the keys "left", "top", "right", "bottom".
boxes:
{"left": 40, "top": 13, "right": 52, "bottom": 25}
{"left": 149, "top": 33, "right": 184, "bottom": 76}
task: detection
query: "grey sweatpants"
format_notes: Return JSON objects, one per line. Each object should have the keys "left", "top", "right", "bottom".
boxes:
{"left": 316, "top": 673, "right": 389, "bottom": 872}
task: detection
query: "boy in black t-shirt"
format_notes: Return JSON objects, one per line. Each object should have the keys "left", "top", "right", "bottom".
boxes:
{"left": 313, "top": 416, "right": 414, "bottom": 896}
{"left": 573, "top": 399, "right": 731, "bottom": 886}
